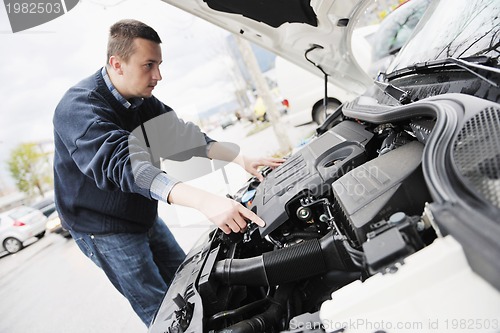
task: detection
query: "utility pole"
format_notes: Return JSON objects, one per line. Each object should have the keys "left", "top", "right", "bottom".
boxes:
{"left": 233, "top": 34, "right": 292, "bottom": 154}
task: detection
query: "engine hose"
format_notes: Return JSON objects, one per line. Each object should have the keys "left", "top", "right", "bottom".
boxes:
{"left": 286, "top": 231, "right": 321, "bottom": 240}
{"left": 213, "top": 231, "right": 346, "bottom": 286}
{"left": 215, "top": 284, "right": 294, "bottom": 333}
{"left": 208, "top": 297, "right": 271, "bottom": 325}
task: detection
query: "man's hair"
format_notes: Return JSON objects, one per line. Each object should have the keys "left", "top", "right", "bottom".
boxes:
{"left": 107, "top": 19, "right": 162, "bottom": 63}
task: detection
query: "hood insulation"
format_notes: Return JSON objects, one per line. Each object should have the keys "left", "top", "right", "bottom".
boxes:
{"left": 204, "top": 0, "right": 318, "bottom": 28}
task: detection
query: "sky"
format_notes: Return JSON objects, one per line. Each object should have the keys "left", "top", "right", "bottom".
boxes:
{"left": 0, "top": 0, "right": 238, "bottom": 190}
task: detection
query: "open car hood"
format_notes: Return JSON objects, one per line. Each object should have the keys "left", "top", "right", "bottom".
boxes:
{"left": 159, "top": 0, "right": 373, "bottom": 96}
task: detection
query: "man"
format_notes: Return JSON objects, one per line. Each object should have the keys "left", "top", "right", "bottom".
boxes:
{"left": 53, "top": 19, "right": 283, "bottom": 326}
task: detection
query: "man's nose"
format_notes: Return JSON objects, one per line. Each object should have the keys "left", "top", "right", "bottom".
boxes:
{"left": 153, "top": 67, "right": 162, "bottom": 81}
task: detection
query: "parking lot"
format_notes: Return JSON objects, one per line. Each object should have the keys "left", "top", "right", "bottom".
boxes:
{"left": 0, "top": 118, "right": 316, "bottom": 333}
{"left": 0, "top": 231, "right": 146, "bottom": 332}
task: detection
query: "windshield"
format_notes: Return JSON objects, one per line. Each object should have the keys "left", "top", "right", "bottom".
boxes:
{"left": 371, "top": 0, "right": 432, "bottom": 62}
{"left": 351, "top": 0, "right": 432, "bottom": 78}
{"left": 387, "top": 0, "right": 500, "bottom": 73}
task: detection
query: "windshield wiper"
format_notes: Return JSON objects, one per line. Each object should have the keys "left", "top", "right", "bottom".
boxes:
{"left": 373, "top": 81, "right": 412, "bottom": 104}
{"left": 386, "top": 56, "right": 500, "bottom": 87}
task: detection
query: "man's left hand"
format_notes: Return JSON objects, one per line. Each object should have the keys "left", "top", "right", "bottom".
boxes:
{"left": 241, "top": 156, "right": 285, "bottom": 181}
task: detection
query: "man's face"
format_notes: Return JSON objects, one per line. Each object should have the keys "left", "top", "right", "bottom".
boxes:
{"left": 116, "top": 38, "right": 163, "bottom": 99}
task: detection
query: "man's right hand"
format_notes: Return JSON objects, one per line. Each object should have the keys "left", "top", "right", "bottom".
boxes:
{"left": 168, "top": 182, "right": 265, "bottom": 234}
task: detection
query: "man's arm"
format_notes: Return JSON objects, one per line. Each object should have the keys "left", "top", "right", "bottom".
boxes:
{"left": 167, "top": 182, "right": 264, "bottom": 234}
{"left": 151, "top": 142, "right": 284, "bottom": 234}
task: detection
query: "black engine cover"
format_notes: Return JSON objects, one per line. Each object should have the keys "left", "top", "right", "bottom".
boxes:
{"left": 332, "top": 141, "right": 431, "bottom": 244}
{"left": 250, "top": 121, "right": 374, "bottom": 236}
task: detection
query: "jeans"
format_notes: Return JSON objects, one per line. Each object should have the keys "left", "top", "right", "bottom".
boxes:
{"left": 70, "top": 216, "right": 186, "bottom": 326}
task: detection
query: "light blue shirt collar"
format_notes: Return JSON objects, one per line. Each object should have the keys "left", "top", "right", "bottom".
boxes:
{"left": 101, "top": 67, "right": 143, "bottom": 109}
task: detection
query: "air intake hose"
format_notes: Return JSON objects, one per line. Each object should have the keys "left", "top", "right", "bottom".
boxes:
{"left": 213, "top": 231, "right": 345, "bottom": 286}
{"left": 215, "top": 284, "right": 294, "bottom": 333}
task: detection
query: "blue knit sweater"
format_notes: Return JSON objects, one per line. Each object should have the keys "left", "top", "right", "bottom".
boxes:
{"left": 53, "top": 69, "right": 210, "bottom": 233}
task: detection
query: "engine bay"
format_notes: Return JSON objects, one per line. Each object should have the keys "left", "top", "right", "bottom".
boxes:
{"left": 149, "top": 94, "right": 500, "bottom": 333}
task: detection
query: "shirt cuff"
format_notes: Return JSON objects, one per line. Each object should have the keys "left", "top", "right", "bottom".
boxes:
{"left": 150, "top": 172, "right": 180, "bottom": 203}
{"left": 206, "top": 141, "right": 216, "bottom": 158}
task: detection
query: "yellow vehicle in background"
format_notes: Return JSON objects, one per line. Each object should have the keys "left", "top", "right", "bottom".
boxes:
{"left": 251, "top": 87, "right": 289, "bottom": 122}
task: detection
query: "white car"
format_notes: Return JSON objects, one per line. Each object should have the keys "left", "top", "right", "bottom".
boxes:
{"left": 0, "top": 206, "right": 48, "bottom": 254}
{"left": 150, "top": 0, "right": 500, "bottom": 332}
{"left": 275, "top": 56, "right": 352, "bottom": 125}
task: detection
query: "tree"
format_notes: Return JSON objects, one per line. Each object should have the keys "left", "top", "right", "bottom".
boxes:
{"left": 7, "top": 143, "right": 53, "bottom": 197}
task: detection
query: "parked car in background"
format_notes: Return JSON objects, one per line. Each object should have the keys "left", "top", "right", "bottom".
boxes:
{"left": 30, "top": 197, "right": 56, "bottom": 218}
{"left": 29, "top": 196, "right": 70, "bottom": 238}
{"left": 275, "top": 56, "right": 352, "bottom": 125}
{"left": 251, "top": 87, "right": 289, "bottom": 122}
{"left": 219, "top": 113, "right": 237, "bottom": 129}
{"left": 45, "top": 211, "right": 71, "bottom": 238}
{"left": 0, "top": 206, "right": 47, "bottom": 254}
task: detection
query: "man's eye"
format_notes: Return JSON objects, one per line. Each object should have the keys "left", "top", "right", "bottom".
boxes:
{"left": 145, "top": 63, "right": 153, "bottom": 69}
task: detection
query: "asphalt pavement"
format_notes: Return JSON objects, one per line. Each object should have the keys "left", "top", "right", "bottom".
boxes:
{"left": 0, "top": 117, "right": 316, "bottom": 333}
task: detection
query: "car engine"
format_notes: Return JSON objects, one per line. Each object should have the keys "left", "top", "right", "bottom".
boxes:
{"left": 149, "top": 93, "right": 500, "bottom": 333}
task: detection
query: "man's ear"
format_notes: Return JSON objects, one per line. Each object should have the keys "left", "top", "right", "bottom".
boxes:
{"left": 109, "top": 56, "right": 123, "bottom": 75}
